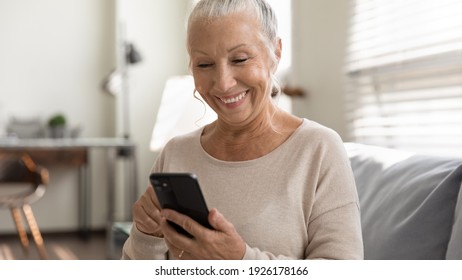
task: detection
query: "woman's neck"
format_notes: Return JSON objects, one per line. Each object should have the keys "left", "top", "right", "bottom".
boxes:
{"left": 201, "top": 108, "right": 302, "bottom": 161}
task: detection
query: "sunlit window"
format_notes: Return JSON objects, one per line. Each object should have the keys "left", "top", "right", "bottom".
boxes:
{"left": 345, "top": 0, "right": 462, "bottom": 157}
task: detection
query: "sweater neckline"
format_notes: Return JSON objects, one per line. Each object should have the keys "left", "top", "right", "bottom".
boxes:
{"left": 195, "top": 118, "right": 308, "bottom": 167}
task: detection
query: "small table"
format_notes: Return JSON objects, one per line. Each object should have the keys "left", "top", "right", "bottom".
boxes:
{"left": 0, "top": 137, "right": 138, "bottom": 249}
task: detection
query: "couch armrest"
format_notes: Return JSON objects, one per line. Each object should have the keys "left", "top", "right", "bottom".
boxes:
{"left": 345, "top": 142, "right": 462, "bottom": 260}
{"left": 446, "top": 182, "right": 462, "bottom": 259}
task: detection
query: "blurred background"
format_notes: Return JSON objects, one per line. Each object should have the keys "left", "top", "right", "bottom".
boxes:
{"left": 1, "top": 0, "right": 461, "bottom": 258}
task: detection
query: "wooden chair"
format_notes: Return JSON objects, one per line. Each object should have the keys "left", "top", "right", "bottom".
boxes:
{"left": 0, "top": 153, "right": 49, "bottom": 259}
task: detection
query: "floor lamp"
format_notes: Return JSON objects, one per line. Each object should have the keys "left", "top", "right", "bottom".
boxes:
{"left": 101, "top": 35, "right": 142, "bottom": 235}
{"left": 102, "top": 40, "right": 142, "bottom": 140}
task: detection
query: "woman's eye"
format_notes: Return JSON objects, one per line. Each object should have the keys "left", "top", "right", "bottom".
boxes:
{"left": 197, "top": 63, "right": 212, "bottom": 68}
{"left": 233, "top": 58, "right": 248, "bottom": 64}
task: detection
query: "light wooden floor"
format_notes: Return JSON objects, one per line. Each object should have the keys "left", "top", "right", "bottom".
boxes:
{"left": 0, "top": 230, "right": 114, "bottom": 260}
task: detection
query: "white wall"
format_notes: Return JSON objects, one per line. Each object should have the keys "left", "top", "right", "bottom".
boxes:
{"left": 0, "top": 0, "right": 350, "bottom": 233}
{"left": 0, "top": 0, "right": 116, "bottom": 135}
{"left": 291, "top": 0, "right": 351, "bottom": 139}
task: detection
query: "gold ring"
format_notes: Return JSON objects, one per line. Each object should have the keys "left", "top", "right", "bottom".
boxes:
{"left": 178, "top": 250, "right": 184, "bottom": 259}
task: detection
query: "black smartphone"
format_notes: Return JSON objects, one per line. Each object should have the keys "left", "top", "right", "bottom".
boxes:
{"left": 149, "top": 172, "right": 212, "bottom": 237}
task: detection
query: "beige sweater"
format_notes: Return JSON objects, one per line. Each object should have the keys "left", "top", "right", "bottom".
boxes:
{"left": 122, "top": 119, "right": 364, "bottom": 260}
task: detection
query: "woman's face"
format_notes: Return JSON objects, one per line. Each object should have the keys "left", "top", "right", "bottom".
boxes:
{"left": 188, "top": 12, "right": 280, "bottom": 127}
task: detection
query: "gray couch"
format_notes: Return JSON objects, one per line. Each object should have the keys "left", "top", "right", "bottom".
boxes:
{"left": 345, "top": 143, "right": 462, "bottom": 260}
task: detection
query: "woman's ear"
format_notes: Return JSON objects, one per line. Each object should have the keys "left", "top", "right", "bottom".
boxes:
{"left": 272, "top": 37, "right": 282, "bottom": 72}
{"left": 275, "top": 37, "right": 282, "bottom": 61}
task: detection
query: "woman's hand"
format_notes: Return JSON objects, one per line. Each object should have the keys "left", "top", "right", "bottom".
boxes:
{"left": 132, "top": 185, "right": 164, "bottom": 238}
{"left": 161, "top": 208, "right": 246, "bottom": 260}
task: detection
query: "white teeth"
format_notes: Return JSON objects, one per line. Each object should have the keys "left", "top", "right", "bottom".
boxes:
{"left": 220, "top": 92, "right": 247, "bottom": 104}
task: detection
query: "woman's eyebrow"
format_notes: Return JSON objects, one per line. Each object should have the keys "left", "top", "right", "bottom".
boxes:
{"left": 228, "top": 44, "right": 248, "bottom": 52}
{"left": 190, "top": 44, "right": 249, "bottom": 56}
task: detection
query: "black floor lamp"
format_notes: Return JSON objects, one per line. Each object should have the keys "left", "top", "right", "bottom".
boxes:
{"left": 102, "top": 40, "right": 142, "bottom": 139}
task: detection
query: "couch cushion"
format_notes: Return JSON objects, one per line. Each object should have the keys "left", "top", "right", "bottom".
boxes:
{"left": 446, "top": 182, "right": 462, "bottom": 259}
{"left": 345, "top": 143, "right": 462, "bottom": 259}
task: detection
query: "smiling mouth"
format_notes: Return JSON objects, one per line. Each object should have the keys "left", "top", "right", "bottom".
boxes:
{"left": 219, "top": 91, "right": 248, "bottom": 104}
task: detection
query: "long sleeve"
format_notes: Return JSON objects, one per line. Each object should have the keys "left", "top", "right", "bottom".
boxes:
{"left": 121, "top": 224, "right": 169, "bottom": 260}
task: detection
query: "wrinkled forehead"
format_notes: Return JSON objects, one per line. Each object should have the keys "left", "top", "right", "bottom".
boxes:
{"left": 187, "top": 11, "right": 263, "bottom": 46}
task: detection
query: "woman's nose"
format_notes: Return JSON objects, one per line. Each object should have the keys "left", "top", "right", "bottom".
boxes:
{"left": 214, "top": 65, "right": 236, "bottom": 92}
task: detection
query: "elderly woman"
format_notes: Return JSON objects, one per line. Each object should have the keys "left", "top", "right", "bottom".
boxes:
{"left": 122, "top": 0, "right": 363, "bottom": 260}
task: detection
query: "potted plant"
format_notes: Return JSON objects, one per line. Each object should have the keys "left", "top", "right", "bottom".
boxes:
{"left": 47, "top": 114, "right": 67, "bottom": 138}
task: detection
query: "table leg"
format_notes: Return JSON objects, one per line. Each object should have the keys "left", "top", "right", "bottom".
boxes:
{"left": 126, "top": 146, "right": 138, "bottom": 221}
{"left": 106, "top": 147, "right": 116, "bottom": 258}
{"left": 78, "top": 150, "right": 91, "bottom": 239}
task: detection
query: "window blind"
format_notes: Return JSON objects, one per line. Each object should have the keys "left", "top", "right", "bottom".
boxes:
{"left": 345, "top": 0, "right": 462, "bottom": 157}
